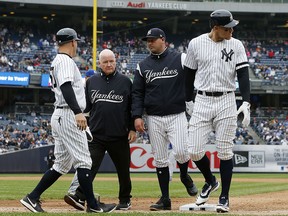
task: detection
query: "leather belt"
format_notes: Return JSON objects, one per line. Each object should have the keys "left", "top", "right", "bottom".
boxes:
{"left": 56, "top": 106, "right": 69, "bottom": 109}
{"left": 197, "top": 90, "right": 232, "bottom": 97}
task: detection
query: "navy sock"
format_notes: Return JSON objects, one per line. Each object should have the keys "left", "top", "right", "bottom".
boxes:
{"left": 77, "top": 168, "right": 98, "bottom": 209}
{"left": 220, "top": 159, "right": 233, "bottom": 198}
{"left": 194, "top": 154, "right": 214, "bottom": 184}
{"left": 156, "top": 167, "right": 170, "bottom": 198}
{"left": 177, "top": 161, "right": 189, "bottom": 179}
{"left": 29, "top": 168, "right": 61, "bottom": 200}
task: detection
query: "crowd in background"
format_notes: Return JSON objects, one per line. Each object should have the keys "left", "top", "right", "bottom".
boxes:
{"left": 0, "top": 24, "right": 288, "bottom": 154}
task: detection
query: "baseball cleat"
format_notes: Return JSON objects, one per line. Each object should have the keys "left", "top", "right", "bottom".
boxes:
{"left": 181, "top": 174, "right": 198, "bottom": 196}
{"left": 64, "top": 194, "right": 85, "bottom": 211}
{"left": 195, "top": 176, "right": 220, "bottom": 205}
{"left": 20, "top": 194, "right": 44, "bottom": 213}
{"left": 150, "top": 197, "right": 171, "bottom": 211}
{"left": 116, "top": 200, "right": 131, "bottom": 210}
{"left": 216, "top": 196, "right": 229, "bottom": 213}
{"left": 87, "top": 203, "right": 117, "bottom": 213}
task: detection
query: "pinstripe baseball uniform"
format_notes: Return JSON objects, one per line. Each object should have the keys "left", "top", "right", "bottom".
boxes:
{"left": 50, "top": 53, "right": 91, "bottom": 174}
{"left": 184, "top": 33, "right": 248, "bottom": 161}
{"left": 184, "top": 13, "right": 250, "bottom": 211}
{"left": 132, "top": 28, "right": 197, "bottom": 210}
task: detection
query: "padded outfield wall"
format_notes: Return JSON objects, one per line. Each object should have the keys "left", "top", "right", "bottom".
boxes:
{"left": 0, "top": 144, "right": 287, "bottom": 173}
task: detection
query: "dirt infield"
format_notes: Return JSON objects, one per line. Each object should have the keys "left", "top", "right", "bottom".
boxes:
{"left": 1, "top": 177, "right": 288, "bottom": 215}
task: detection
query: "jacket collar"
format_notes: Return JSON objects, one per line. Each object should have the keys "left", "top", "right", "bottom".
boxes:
{"left": 150, "top": 47, "right": 168, "bottom": 59}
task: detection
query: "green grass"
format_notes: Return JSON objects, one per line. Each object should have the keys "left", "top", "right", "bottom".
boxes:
{"left": 0, "top": 173, "right": 288, "bottom": 215}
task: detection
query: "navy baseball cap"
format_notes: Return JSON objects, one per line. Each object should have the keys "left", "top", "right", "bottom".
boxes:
{"left": 142, "top": 28, "right": 166, "bottom": 41}
{"left": 85, "top": 69, "right": 95, "bottom": 77}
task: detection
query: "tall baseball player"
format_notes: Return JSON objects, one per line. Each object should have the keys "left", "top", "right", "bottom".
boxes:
{"left": 184, "top": 10, "right": 250, "bottom": 213}
{"left": 132, "top": 28, "right": 198, "bottom": 211}
{"left": 20, "top": 27, "right": 116, "bottom": 213}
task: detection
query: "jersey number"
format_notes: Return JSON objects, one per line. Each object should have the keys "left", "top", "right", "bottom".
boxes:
{"left": 49, "top": 67, "right": 57, "bottom": 88}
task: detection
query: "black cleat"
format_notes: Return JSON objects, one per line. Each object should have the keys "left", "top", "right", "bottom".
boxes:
{"left": 216, "top": 196, "right": 229, "bottom": 213}
{"left": 116, "top": 200, "right": 131, "bottom": 210}
{"left": 195, "top": 176, "right": 220, "bottom": 205}
{"left": 181, "top": 174, "right": 198, "bottom": 196}
{"left": 87, "top": 203, "right": 117, "bottom": 213}
{"left": 64, "top": 194, "right": 85, "bottom": 211}
{"left": 150, "top": 197, "right": 171, "bottom": 211}
{"left": 20, "top": 194, "right": 44, "bottom": 213}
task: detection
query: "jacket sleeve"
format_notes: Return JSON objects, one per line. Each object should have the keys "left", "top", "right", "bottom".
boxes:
{"left": 128, "top": 81, "right": 136, "bottom": 131}
{"left": 132, "top": 63, "right": 145, "bottom": 118}
{"left": 84, "top": 78, "right": 92, "bottom": 113}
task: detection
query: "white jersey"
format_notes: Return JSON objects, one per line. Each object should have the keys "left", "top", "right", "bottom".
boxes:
{"left": 184, "top": 33, "right": 249, "bottom": 92}
{"left": 50, "top": 53, "right": 86, "bottom": 111}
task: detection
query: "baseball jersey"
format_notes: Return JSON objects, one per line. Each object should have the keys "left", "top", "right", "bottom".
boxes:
{"left": 132, "top": 48, "right": 186, "bottom": 117}
{"left": 184, "top": 33, "right": 249, "bottom": 92}
{"left": 85, "top": 71, "right": 134, "bottom": 140}
{"left": 50, "top": 53, "right": 86, "bottom": 111}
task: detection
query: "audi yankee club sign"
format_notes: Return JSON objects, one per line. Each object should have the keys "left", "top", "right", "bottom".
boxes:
{"left": 108, "top": 0, "right": 188, "bottom": 10}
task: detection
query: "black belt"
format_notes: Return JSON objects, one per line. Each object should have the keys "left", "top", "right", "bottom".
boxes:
{"left": 56, "top": 106, "right": 69, "bottom": 109}
{"left": 197, "top": 91, "right": 232, "bottom": 97}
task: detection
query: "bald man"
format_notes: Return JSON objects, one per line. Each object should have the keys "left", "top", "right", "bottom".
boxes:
{"left": 64, "top": 49, "right": 136, "bottom": 211}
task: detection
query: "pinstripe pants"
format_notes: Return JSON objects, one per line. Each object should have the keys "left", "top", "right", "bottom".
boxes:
{"left": 188, "top": 92, "right": 237, "bottom": 161}
{"left": 147, "top": 112, "right": 190, "bottom": 167}
{"left": 51, "top": 108, "right": 92, "bottom": 174}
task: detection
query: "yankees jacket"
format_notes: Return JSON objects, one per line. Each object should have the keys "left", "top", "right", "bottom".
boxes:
{"left": 85, "top": 70, "right": 134, "bottom": 141}
{"left": 132, "top": 48, "right": 186, "bottom": 117}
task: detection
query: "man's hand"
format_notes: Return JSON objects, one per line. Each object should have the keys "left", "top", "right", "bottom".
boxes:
{"left": 134, "top": 118, "right": 145, "bottom": 133}
{"left": 75, "top": 113, "right": 87, "bottom": 131}
{"left": 236, "top": 101, "right": 250, "bottom": 127}
{"left": 128, "top": 130, "right": 137, "bottom": 143}
{"left": 186, "top": 101, "right": 194, "bottom": 116}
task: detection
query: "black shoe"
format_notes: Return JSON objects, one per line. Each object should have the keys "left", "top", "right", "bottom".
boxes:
{"left": 87, "top": 203, "right": 117, "bottom": 213}
{"left": 216, "top": 196, "right": 229, "bottom": 213}
{"left": 20, "top": 194, "right": 44, "bottom": 213}
{"left": 64, "top": 194, "right": 85, "bottom": 211}
{"left": 150, "top": 197, "right": 171, "bottom": 211}
{"left": 181, "top": 174, "right": 198, "bottom": 196}
{"left": 195, "top": 176, "right": 220, "bottom": 205}
{"left": 116, "top": 200, "right": 131, "bottom": 210}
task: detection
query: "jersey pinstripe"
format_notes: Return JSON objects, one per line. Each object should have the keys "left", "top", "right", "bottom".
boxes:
{"left": 50, "top": 53, "right": 86, "bottom": 110}
{"left": 49, "top": 53, "right": 91, "bottom": 174}
{"left": 184, "top": 33, "right": 248, "bottom": 92}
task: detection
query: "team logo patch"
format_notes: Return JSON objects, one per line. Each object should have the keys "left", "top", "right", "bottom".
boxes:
{"left": 221, "top": 48, "right": 234, "bottom": 62}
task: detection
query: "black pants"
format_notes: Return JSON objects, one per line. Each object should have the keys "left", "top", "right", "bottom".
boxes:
{"left": 76, "top": 137, "right": 132, "bottom": 202}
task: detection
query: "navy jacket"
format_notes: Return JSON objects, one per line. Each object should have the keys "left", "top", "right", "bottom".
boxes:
{"left": 85, "top": 71, "right": 134, "bottom": 141}
{"left": 132, "top": 48, "right": 186, "bottom": 117}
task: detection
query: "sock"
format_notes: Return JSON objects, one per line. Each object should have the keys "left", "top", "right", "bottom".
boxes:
{"left": 193, "top": 154, "right": 214, "bottom": 184}
{"left": 220, "top": 159, "right": 233, "bottom": 198}
{"left": 177, "top": 161, "right": 189, "bottom": 179}
{"left": 29, "top": 168, "right": 61, "bottom": 200}
{"left": 77, "top": 168, "right": 98, "bottom": 209}
{"left": 156, "top": 167, "right": 170, "bottom": 198}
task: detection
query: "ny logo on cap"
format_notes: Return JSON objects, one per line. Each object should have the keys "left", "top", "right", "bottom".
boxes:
{"left": 147, "top": 30, "right": 152, "bottom": 35}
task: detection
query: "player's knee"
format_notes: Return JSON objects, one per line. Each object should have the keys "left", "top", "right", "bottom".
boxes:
{"left": 189, "top": 151, "right": 205, "bottom": 161}
{"left": 218, "top": 151, "right": 233, "bottom": 160}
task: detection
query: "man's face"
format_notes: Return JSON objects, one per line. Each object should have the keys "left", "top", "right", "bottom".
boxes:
{"left": 99, "top": 54, "right": 116, "bottom": 75}
{"left": 146, "top": 37, "right": 165, "bottom": 54}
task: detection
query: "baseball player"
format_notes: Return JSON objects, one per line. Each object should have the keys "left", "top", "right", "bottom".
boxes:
{"left": 132, "top": 28, "right": 198, "bottom": 211}
{"left": 20, "top": 28, "right": 116, "bottom": 213}
{"left": 184, "top": 10, "right": 250, "bottom": 213}
{"left": 64, "top": 49, "right": 136, "bottom": 211}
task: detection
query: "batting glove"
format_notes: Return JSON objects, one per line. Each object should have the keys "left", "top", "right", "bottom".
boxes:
{"left": 185, "top": 101, "right": 194, "bottom": 116}
{"left": 236, "top": 101, "right": 250, "bottom": 127}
